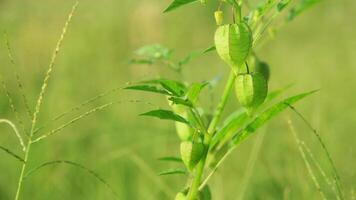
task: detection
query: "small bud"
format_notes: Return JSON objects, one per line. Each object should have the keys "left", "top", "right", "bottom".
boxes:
{"left": 214, "top": 11, "right": 223, "bottom": 26}
{"left": 200, "top": 0, "right": 207, "bottom": 5}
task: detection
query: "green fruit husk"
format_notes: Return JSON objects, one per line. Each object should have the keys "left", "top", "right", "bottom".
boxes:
{"left": 214, "top": 23, "right": 252, "bottom": 71}
{"left": 235, "top": 72, "right": 268, "bottom": 111}
{"left": 180, "top": 141, "right": 205, "bottom": 171}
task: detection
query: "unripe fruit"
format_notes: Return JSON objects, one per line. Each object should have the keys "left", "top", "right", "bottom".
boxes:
{"left": 180, "top": 141, "right": 205, "bottom": 171}
{"left": 171, "top": 104, "right": 193, "bottom": 141}
{"left": 214, "top": 11, "right": 223, "bottom": 26}
{"left": 214, "top": 23, "right": 252, "bottom": 71}
{"left": 175, "top": 192, "right": 186, "bottom": 200}
{"left": 254, "top": 60, "right": 270, "bottom": 81}
{"left": 235, "top": 72, "right": 268, "bottom": 110}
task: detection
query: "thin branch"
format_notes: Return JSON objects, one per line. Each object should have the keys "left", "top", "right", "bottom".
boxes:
{"left": 288, "top": 105, "right": 344, "bottom": 199}
{"left": 287, "top": 118, "right": 327, "bottom": 200}
{"left": 0, "top": 119, "right": 26, "bottom": 151}
{"left": 0, "top": 145, "right": 25, "bottom": 163}
{"left": 0, "top": 76, "right": 28, "bottom": 137}
{"left": 4, "top": 32, "right": 33, "bottom": 119}
{"left": 33, "top": 87, "right": 122, "bottom": 135}
{"left": 31, "top": 101, "right": 115, "bottom": 144}
{"left": 23, "top": 160, "right": 119, "bottom": 199}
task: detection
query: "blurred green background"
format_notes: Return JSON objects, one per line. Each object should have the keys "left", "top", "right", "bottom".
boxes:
{"left": 0, "top": 0, "right": 355, "bottom": 199}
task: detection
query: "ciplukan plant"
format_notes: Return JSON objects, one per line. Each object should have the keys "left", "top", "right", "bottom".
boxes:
{"left": 127, "top": 0, "right": 344, "bottom": 199}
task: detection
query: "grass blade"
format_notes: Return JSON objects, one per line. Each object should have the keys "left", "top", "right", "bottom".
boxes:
{"left": 23, "top": 160, "right": 119, "bottom": 199}
{"left": 158, "top": 168, "right": 186, "bottom": 176}
{"left": 0, "top": 145, "right": 25, "bottom": 163}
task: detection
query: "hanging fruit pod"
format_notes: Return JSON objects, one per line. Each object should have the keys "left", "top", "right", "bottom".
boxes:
{"left": 235, "top": 72, "right": 268, "bottom": 112}
{"left": 214, "top": 22, "right": 253, "bottom": 72}
{"left": 180, "top": 141, "right": 205, "bottom": 171}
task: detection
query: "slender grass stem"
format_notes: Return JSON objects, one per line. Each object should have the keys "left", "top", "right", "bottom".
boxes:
{"left": 186, "top": 70, "right": 236, "bottom": 200}
{"left": 13, "top": 3, "right": 78, "bottom": 199}
{"left": 288, "top": 105, "right": 344, "bottom": 200}
{"left": 287, "top": 119, "right": 327, "bottom": 200}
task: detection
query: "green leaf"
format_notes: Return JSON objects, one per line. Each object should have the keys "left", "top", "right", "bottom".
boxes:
{"left": 142, "top": 79, "right": 187, "bottom": 97}
{"left": 140, "top": 109, "right": 189, "bottom": 124}
{"left": 225, "top": 0, "right": 239, "bottom": 7}
{"left": 164, "top": 0, "right": 197, "bottom": 13}
{"left": 168, "top": 96, "right": 193, "bottom": 107}
{"left": 277, "top": 0, "right": 292, "bottom": 12}
{"left": 287, "top": 0, "right": 322, "bottom": 21}
{"left": 158, "top": 156, "right": 183, "bottom": 163}
{"left": 210, "top": 109, "right": 249, "bottom": 150}
{"left": 231, "top": 90, "right": 318, "bottom": 146}
{"left": 210, "top": 85, "right": 293, "bottom": 150}
{"left": 255, "top": 0, "right": 276, "bottom": 18}
{"left": 203, "top": 46, "right": 216, "bottom": 53}
{"left": 265, "top": 83, "right": 294, "bottom": 102}
{"left": 178, "top": 50, "right": 202, "bottom": 67}
{"left": 135, "top": 44, "right": 173, "bottom": 60}
{"left": 159, "top": 168, "right": 186, "bottom": 176}
{"left": 199, "top": 185, "right": 212, "bottom": 200}
{"left": 186, "top": 82, "right": 208, "bottom": 105}
{"left": 124, "top": 85, "right": 171, "bottom": 95}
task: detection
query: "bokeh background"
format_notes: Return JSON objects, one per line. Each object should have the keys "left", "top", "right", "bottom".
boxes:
{"left": 0, "top": 0, "right": 355, "bottom": 199}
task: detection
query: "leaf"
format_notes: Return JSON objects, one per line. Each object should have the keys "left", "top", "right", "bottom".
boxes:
{"left": 186, "top": 82, "right": 208, "bottom": 105}
{"left": 164, "top": 0, "right": 197, "bottom": 13}
{"left": 135, "top": 44, "right": 173, "bottom": 60}
{"left": 142, "top": 79, "right": 187, "bottom": 97}
{"left": 168, "top": 96, "right": 193, "bottom": 107}
{"left": 125, "top": 85, "right": 171, "bottom": 95}
{"left": 225, "top": 0, "right": 239, "bottom": 7}
{"left": 203, "top": 46, "right": 216, "bottom": 53}
{"left": 287, "top": 0, "right": 322, "bottom": 21}
{"left": 265, "top": 83, "right": 294, "bottom": 102}
{"left": 210, "top": 84, "right": 293, "bottom": 150}
{"left": 199, "top": 185, "right": 212, "bottom": 200}
{"left": 277, "top": 0, "right": 292, "bottom": 12}
{"left": 231, "top": 90, "right": 318, "bottom": 146}
{"left": 158, "top": 156, "right": 183, "bottom": 163}
{"left": 210, "top": 109, "right": 249, "bottom": 150}
{"left": 140, "top": 109, "right": 189, "bottom": 124}
{"left": 178, "top": 50, "right": 202, "bottom": 67}
{"left": 158, "top": 168, "right": 187, "bottom": 176}
{"left": 255, "top": 0, "right": 276, "bottom": 18}
{"left": 129, "top": 58, "right": 154, "bottom": 65}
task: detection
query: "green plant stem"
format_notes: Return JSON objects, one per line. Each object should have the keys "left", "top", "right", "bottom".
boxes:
{"left": 186, "top": 70, "right": 236, "bottom": 200}
{"left": 14, "top": 138, "right": 32, "bottom": 200}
